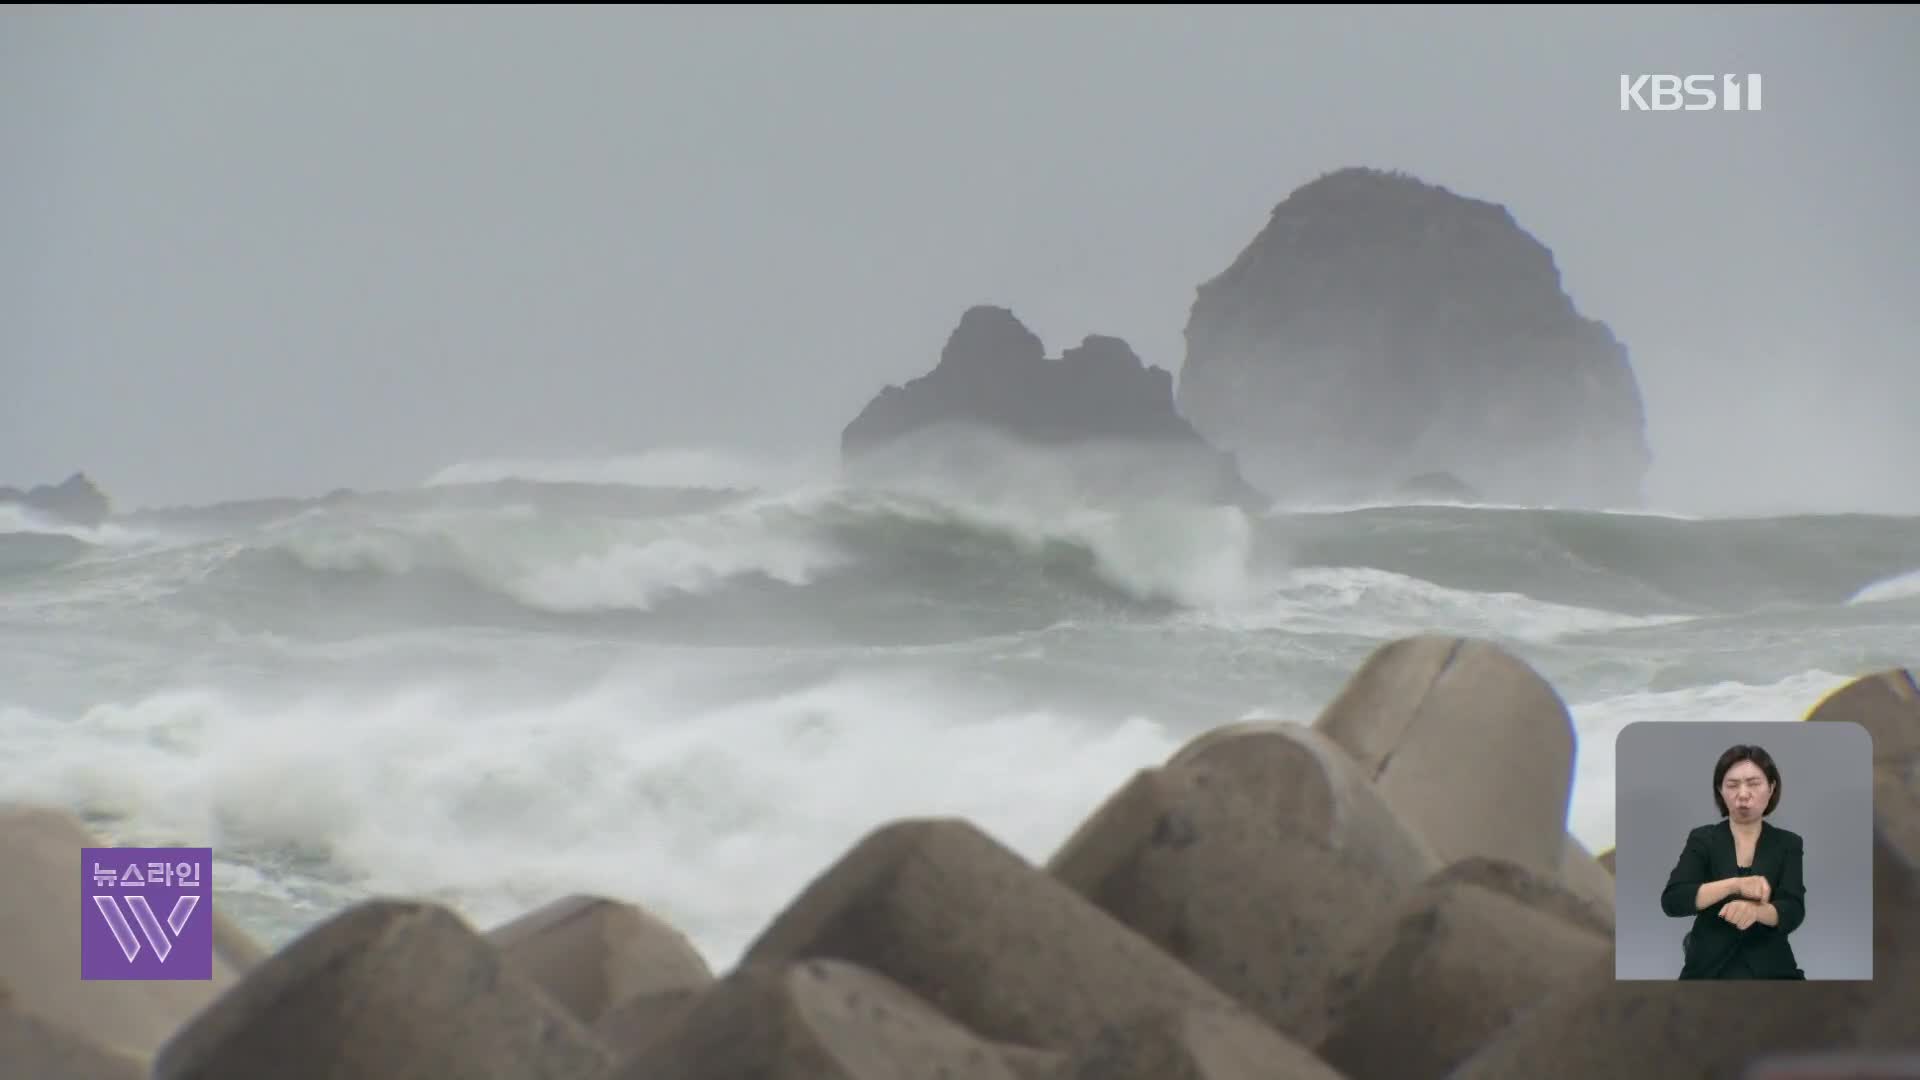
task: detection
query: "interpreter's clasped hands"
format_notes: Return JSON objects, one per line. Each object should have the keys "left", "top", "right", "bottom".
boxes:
{"left": 1721, "top": 899, "right": 1762, "bottom": 930}
{"left": 1735, "top": 875, "right": 1771, "bottom": 904}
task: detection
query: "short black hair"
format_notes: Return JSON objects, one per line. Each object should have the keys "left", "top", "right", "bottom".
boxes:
{"left": 1713, "top": 744, "right": 1782, "bottom": 817}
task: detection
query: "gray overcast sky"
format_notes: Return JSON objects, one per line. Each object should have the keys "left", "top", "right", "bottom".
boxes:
{"left": 5, "top": 5, "right": 1917, "bottom": 514}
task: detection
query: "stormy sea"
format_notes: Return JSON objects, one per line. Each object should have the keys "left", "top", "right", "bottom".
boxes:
{"left": 4, "top": 449, "right": 1917, "bottom": 970}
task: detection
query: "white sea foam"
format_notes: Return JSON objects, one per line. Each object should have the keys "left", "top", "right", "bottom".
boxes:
{"left": 0, "top": 504, "right": 166, "bottom": 549}
{"left": 1561, "top": 668, "right": 1856, "bottom": 854}
{"left": 262, "top": 499, "right": 849, "bottom": 613}
{"left": 1268, "top": 497, "right": 1710, "bottom": 522}
{"left": 1192, "top": 566, "right": 1695, "bottom": 643}
{"left": 4, "top": 451, "right": 1910, "bottom": 982}
{"left": 1848, "top": 567, "right": 1920, "bottom": 606}
{"left": 250, "top": 484, "right": 1264, "bottom": 614}
{"left": 423, "top": 448, "right": 828, "bottom": 494}
{"left": 2, "top": 652, "right": 1863, "bottom": 971}
{"left": 860, "top": 489, "right": 1260, "bottom": 610}
{"left": 0, "top": 669, "right": 1180, "bottom": 969}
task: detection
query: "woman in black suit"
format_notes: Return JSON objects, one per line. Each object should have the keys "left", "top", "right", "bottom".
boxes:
{"left": 1659, "top": 743, "right": 1808, "bottom": 979}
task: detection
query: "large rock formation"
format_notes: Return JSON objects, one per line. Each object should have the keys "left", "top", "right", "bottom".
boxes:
{"left": 841, "top": 306, "right": 1264, "bottom": 509}
{"left": 1177, "top": 167, "right": 1652, "bottom": 509}
{"left": 0, "top": 473, "right": 111, "bottom": 527}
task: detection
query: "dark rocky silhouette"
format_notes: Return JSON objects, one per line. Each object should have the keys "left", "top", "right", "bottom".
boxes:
{"left": 841, "top": 306, "right": 1264, "bottom": 509}
{"left": 1394, "top": 471, "right": 1483, "bottom": 504}
{"left": 0, "top": 473, "right": 111, "bottom": 527}
{"left": 1177, "top": 166, "right": 1652, "bottom": 510}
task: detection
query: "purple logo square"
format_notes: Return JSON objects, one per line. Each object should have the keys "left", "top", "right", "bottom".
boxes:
{"left": 80, "top": 847, "right": 214, "bottom": 981}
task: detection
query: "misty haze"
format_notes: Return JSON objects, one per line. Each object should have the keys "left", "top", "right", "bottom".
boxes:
{"left": 3, "top": 7, "right": 1918, "bottom": 1077}
{"left": 6, "top": 6, "right": 1917, "bottom": 514}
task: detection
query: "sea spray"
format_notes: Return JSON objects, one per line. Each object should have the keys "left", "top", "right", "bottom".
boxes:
{"left": 2, "top": 457, "right": 1915, "bottom": 971}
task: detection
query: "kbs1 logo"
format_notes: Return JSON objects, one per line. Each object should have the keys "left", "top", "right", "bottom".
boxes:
{"left": 1620, "top": 74, "right": 1763, "bottom": 112}
{"left": 81, "top": 847, "right": 214, "bottom": 981}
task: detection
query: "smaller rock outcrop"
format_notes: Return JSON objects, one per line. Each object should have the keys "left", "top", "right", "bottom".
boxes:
{"left": 1393, "top": 471, "right": 1483, "bottom": 504}
{"left": 0, "top": 473, "right": 111, "bottom": 527}
{"left": 841, "top": 306, "right": 1264, "bottom": 509}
